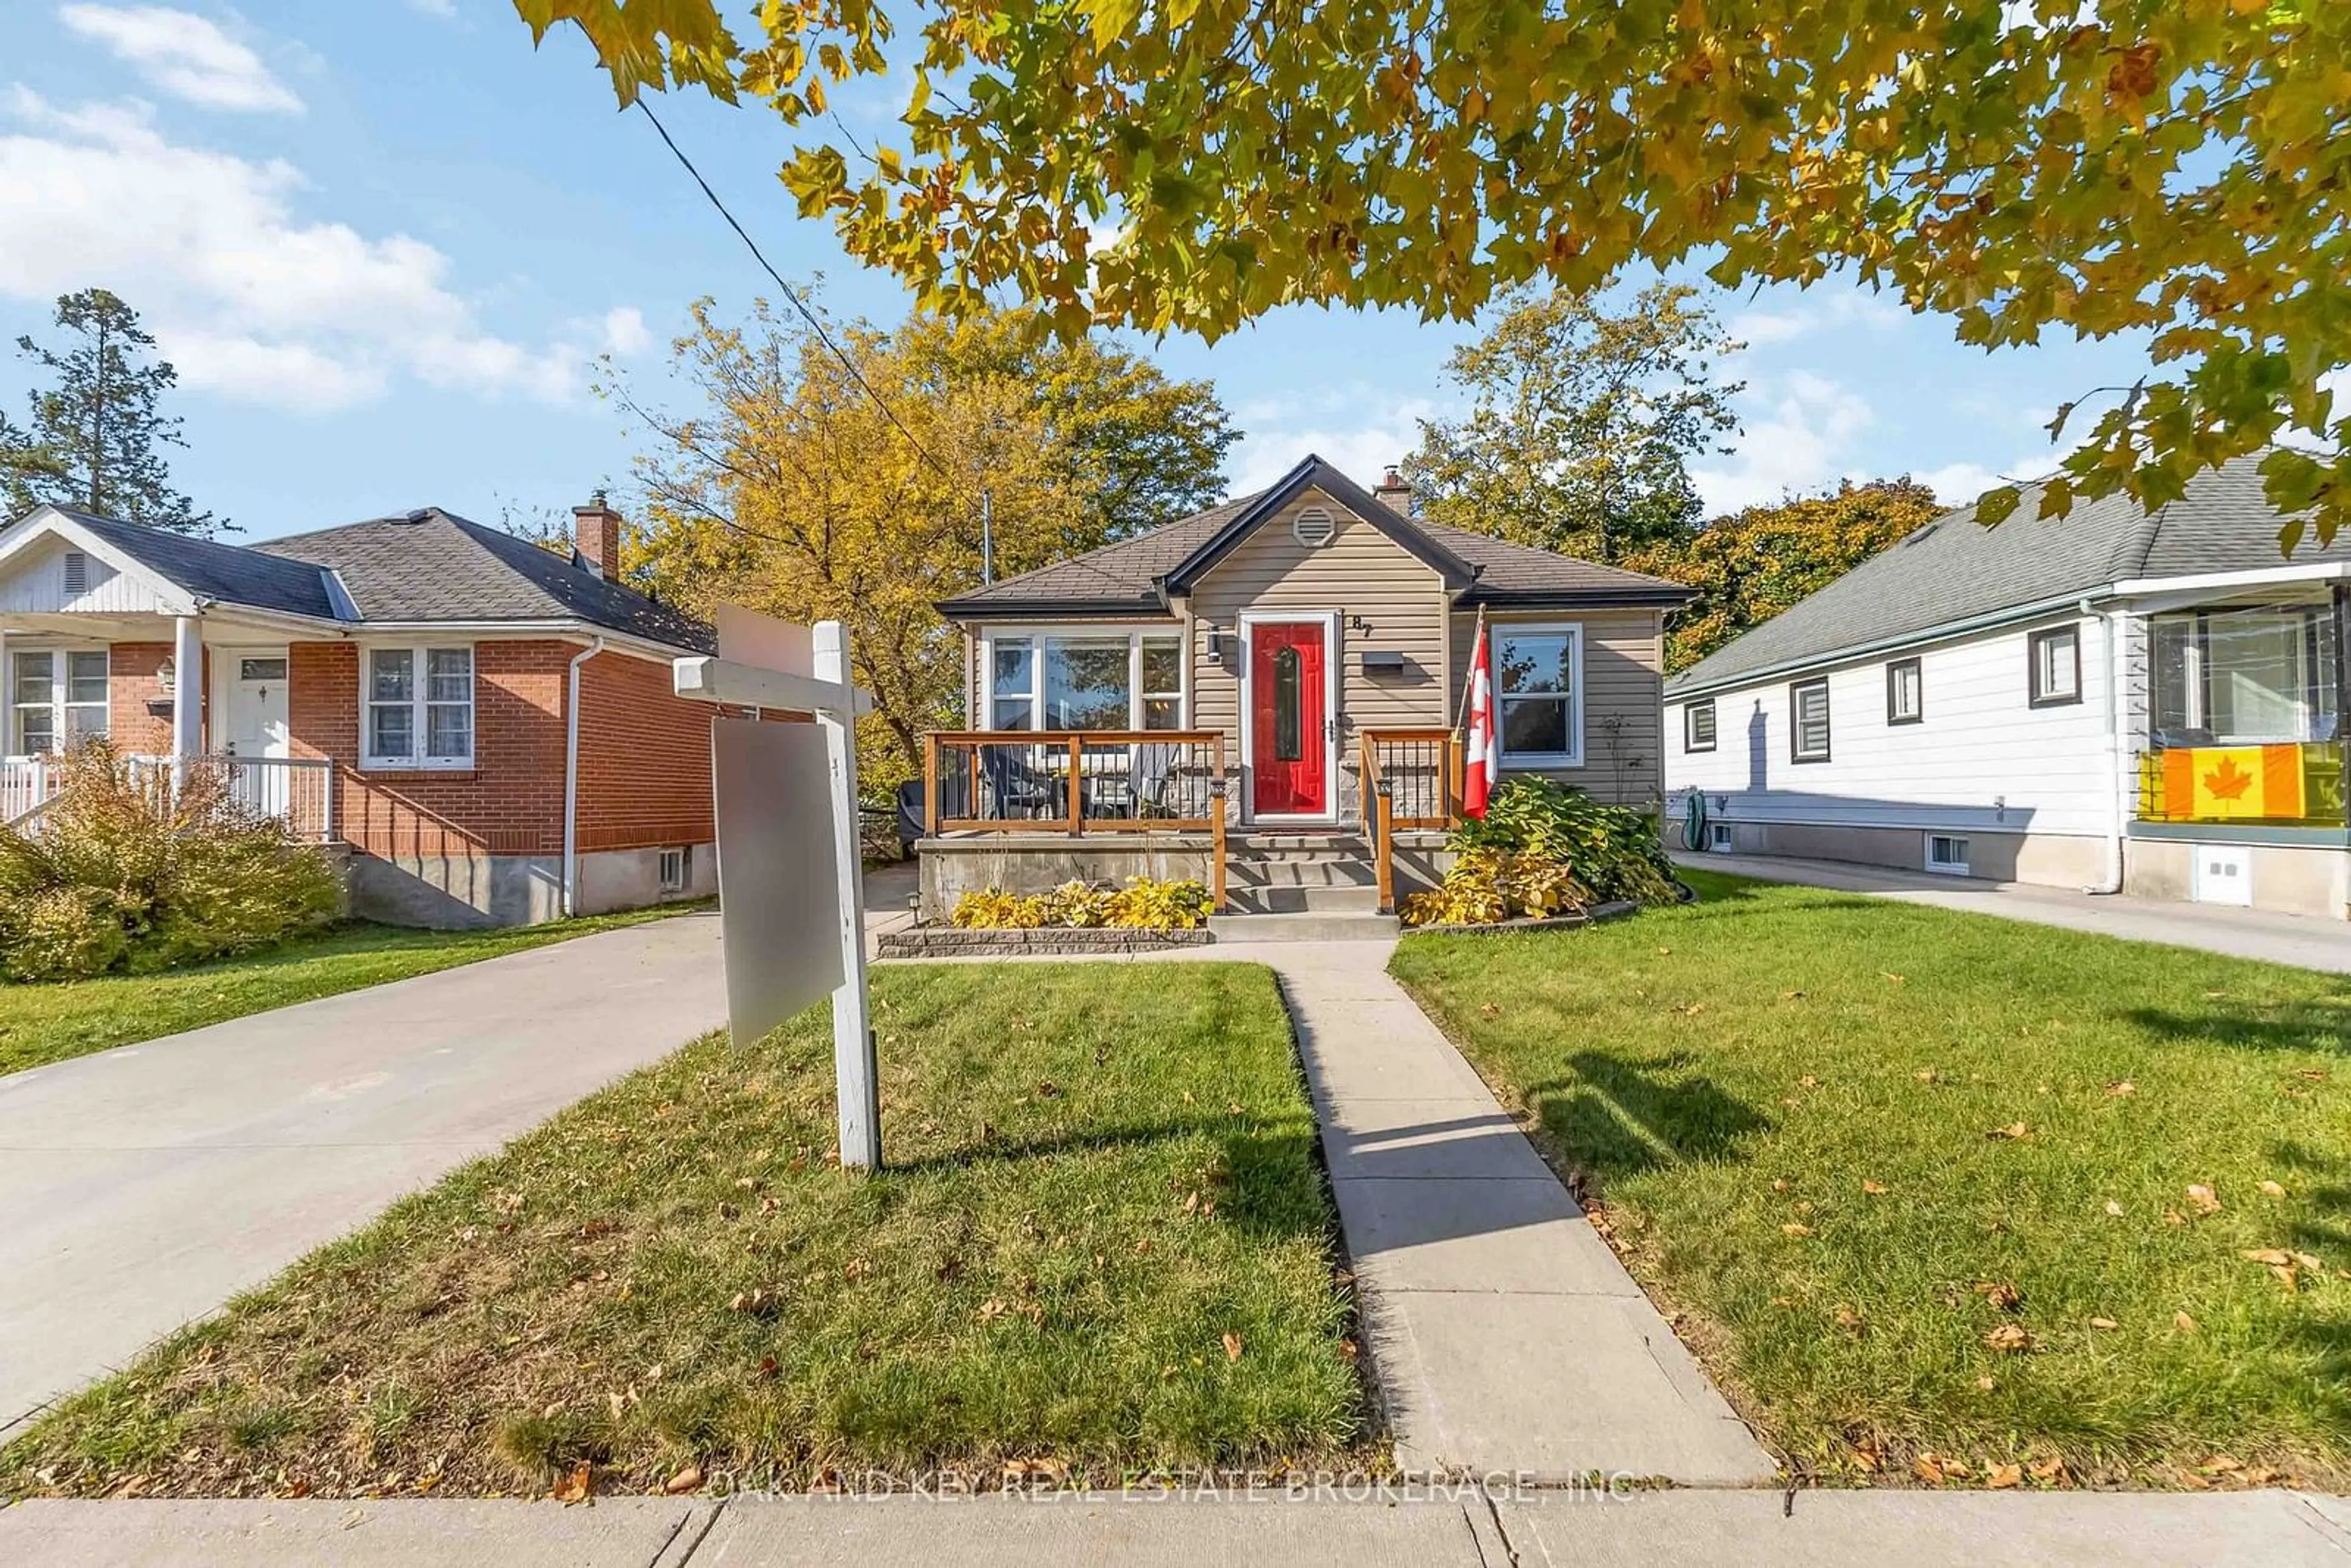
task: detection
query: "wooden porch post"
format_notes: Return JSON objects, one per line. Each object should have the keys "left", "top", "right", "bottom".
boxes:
{"left": 1210, "top": 733, "right": 1227, "bottom": 912}
{"left": 1067, "top": 733, "right": 1085, "bottom": 835}
{"left": 923, "top": 733, "right": 940, "bottom": 838}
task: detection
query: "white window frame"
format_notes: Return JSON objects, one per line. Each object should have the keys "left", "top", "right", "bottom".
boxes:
{"left": 658, "top": 845, "right": 689, "bottom": 892}
{"left": 9, "top": 645, "right": 110, "bottom": 756}
{"left": 977, "top": 626, "right": 1188, "bottom": 732}
{"left": 2028, "top": 625, "right": 2082, "bottom": 708}
{"left": 1684, "top": 697, "right": 1717, "bottom": 752}
{"left": 1886, "top": 657, "right": 1923, "bottom": 726}
{"left": 1494, "top": 621, "right": 1584, "bottom": 769}
{"left": 360, "top": 642, "right": 476, "bottom": 770}
{"left": 1925, "top": 833, "right": 1972, "bottom": 876}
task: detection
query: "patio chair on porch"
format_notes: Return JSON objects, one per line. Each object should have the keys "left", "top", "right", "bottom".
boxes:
{"left": 980, "top": 743, "right": 1062, "bottom": 822}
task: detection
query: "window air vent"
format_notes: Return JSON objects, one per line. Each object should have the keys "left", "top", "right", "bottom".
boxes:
{"left": 62, "top": 550, "right": 89, "bottom": 596}
{"left": 1293, "top": 506, "right": 1335, "bottom": 547}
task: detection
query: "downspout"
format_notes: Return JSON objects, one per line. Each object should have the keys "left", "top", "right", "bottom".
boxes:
{"left": 563, "top": 638, "right": 606, "bottom": 918}
{"left": 2081, "top": 598, "right": 2126, "bottom": 895}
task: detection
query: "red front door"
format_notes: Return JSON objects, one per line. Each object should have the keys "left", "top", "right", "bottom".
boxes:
{"left": 1250, "top": 620, "right": 1328, "bottom": 817}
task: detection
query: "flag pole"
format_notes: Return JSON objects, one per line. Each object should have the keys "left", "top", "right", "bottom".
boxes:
{"left": 1455, "top": 604, "right": 1487, "bottom": 732}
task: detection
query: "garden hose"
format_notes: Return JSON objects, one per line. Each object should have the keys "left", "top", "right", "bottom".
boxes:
{"left": 1680, "top": 787, "right": 1709, "bottom": 853}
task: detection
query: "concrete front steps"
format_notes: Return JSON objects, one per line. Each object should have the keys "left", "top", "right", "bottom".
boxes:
{"left": 1214, "top": 833, "right": 1400, "bottom": 939}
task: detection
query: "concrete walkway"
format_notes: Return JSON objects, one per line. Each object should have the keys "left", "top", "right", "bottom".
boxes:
{"left": 0, "top": 913, "right": 726, "bottom": 1439}
{"left": 1205, "top": 940, "right": 1776, "bottom": 1485}
{"left": 1681, "top": 852, "right": 2351, "bottom": 973}
{"left": 5, "top": 1487, "right": 2345, "bottom": 1566}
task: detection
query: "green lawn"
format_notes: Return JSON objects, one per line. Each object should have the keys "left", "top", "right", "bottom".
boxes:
{"left": 0, "top": 902, "right": 705, "bottom": 1079}
{"left": 0, "top": 963, "right": 1363, "bottom": 1499}
{"left": 1391, "top": 871, "right": 2351, "bottom": 1490}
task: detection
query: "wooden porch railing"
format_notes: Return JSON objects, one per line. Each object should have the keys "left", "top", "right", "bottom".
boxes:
{"left": 1359, "top": 727, "right": 1464, "bottom": 913}
{"left": 923, "top": 730, "right": 1229, "bottom": 909}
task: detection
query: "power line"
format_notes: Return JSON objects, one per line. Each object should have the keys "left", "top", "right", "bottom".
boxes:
{"left": 633, "top": 98, "right": 950, "bottom": 479}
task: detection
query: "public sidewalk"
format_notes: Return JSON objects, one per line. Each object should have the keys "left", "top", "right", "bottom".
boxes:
{"left": 1681, "top": 852, "right": 2351, "bottom": 974}
{"left": 1204, "top": 940, "right": 1776, "bottom": 1485}
{"left": 5, "top": 1487, "right": 2346, "bottom": 1566}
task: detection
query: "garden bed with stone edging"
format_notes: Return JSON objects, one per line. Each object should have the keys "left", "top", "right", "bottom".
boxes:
{"left": 877, "top": 927, "right": 1217, "bottom": 958}
{"left": 1406, "top": 899, "right": 1643, "bottom": 936}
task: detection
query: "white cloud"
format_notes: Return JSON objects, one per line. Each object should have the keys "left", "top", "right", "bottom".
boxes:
{"left": 1727, "top": 291, "right": 1906, "bottom": 349}
{"left": 0, "top": 89, "right": 629, "bottom": 413}
{"left": 407, "top": 0, "right": 458, "bottom": 16}
{"left": 1914, "top": 461, "right": 2006, "bottom": 506}
{"left": 57, "top": 5, "right": 304, "bottom": 114}
{"left": 1228, "top": 386, "right": 1442, "bottom": 494}
{"left": 598, "top": 306, "right": 653, "bottom": 358}
{"left": 1692, "top": 370, "right": 1875, "bottom": 512}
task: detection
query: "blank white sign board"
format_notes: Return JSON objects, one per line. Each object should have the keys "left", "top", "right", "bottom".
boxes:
{"left": 710, "top": 714, "right": 842, "bottom": 1046}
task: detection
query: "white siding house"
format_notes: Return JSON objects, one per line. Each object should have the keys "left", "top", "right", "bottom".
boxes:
{"left": 1665, "top": 457, "right": 2351, "bottom": 919}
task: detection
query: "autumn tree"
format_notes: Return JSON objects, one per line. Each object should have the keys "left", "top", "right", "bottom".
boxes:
{"left": 5, "top": 289, "right": 218, "bottom": 533}
{"left": 520, "top": 1, "right": 2351, "bottom": 546}
{"left": 1638, "top": 479, "right": 1943, "bottom": 673}
{"left": 612, "top": 295, "right": 1234, "bottom": 789}
{"left": 1404, "top": 282, "right": 1739, "bottom": 563}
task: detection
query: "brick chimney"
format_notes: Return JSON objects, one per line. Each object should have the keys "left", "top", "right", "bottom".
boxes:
{"left": 573, "top": 490, "right": 621, "bottom": 579}
{"left": 1373, "top": 465, "right": 1414, "bottom": 515}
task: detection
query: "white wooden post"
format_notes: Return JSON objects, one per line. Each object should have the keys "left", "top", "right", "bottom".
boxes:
{"left": 170, "top": 613, "right": 203, "bottom": 792}
{"left": 814, "top": 620, "right": 880, "bottom": 1170}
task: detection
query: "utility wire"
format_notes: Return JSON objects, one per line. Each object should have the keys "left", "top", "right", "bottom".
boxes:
{"left": 634, "top": 97, "right": 950, "bottom": 479}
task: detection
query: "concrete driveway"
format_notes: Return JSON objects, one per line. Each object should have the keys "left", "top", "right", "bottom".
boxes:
{"left": 0, "top": 912, "right": 726, "bottom": 1438}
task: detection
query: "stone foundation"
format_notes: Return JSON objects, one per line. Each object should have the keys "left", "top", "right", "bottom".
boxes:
{"left": 878, "top": 926, "right": 1216, "bottom": 958}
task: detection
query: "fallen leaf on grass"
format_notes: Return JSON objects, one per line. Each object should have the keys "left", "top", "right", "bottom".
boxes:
{"left": 1987, "top": 1463, "right": 2023, "bottom": 1489}
{"left": 1479, "top": 1002, "right": 1501, "bottom": 1019}
{"left": 1797, "top": 1075, "right": 1820, "bottom": 1090}
{"left": 1974, "top": 1280, "right": 2023, "bottom": 1311}
{"left": 2029, "top": 1456, "right": 2068, "bottom": 1485}
{"left": 1913, "top": 1454, "right": 1968, "bottom": 1484}
{"left": 1976, "top": 1375, "right": 1996, "bottom": 1391}
{"left": 2162, "top": 1210, "right": 2188, "bottom": 1228}
{"left": 664, "top": 1466, "right": 703, "bottom": 1496}
{"left": 550, "top": 1461, "right": 591, "bottom": 1505}
{"left": 977, "top": 1298, "right": 1008, "bottom": 1322}
{"left": 1835, "top": 1306, "right": 1866, "bottom": 1335}
{"left": 2090, "top": 1316, "right": 2120, "bottom": 1330}
{"left": 1771, "top": 1178, "right": 1789, "bottom": 1192}
{"left": 2259, "top": 1180, "right": 2288, "bottom": 1199}
{"left": 1987, "top": 1123, "right": 2030, "bottom": 1141}
{"left": 1984, "top": 1322, "right": 2033, "bottom": 1352}
{"left": 1861, "top": 1179, "right": 1889, "bottom": 1195}
{"left": 2105, "top": 1081, "right": 2135, "bottom": 1098}
{"left": 2186, "top": 1183, "right": 2222, "bottom": 1215}
{"left": 1847, "top": 1442, "right": 1880, "bottom": 1472}
{"left": 1914, "top": 1068, "right": 1939, "bottom": 1084}
{"left": 1781, "top": 1223, "right": 1814, "bottom": 1238}
{"left": 2104, "top": 1200, "right": 2124, "bottom": 1217}
{"left": 1221, "top": 1332, "right": 1244, "bottom": 1362}
{"left": 1882, "top": 972, "right": 1906, "bottom": 985}
{"left": 2174, "top": 1311, "right": 2199, "bottom": 1333}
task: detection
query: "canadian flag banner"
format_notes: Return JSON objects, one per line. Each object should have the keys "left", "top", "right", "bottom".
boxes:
{"left": 1463, "top": 618, "right": 1499, "bottom": 819}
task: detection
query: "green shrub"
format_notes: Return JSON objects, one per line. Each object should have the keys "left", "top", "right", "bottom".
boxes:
{"left": 1449, "top": 778, "right": 1683, "bottom": 905}
{"left": 0, "top": 741, "right": 340, "bottom": 981}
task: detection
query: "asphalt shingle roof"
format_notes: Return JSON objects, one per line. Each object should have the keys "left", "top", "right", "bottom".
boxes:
{"left": 936, "top": 458, "right": 1689, "bottom": 615}
{"left": 1667, "top": 453, "right": 2349, "bottom": 696}
{"left": 257, "top": 509, "right": 714, "bottom": 651}
{"left": 53, "top": 508, "right": 342, "bottom": 620}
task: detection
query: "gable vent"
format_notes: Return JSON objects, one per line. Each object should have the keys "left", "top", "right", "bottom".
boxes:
{"left": 62, "top": 550, "right": 89, "bottom": 596}
{"left": 1292, "top": 506, "right": 1336, "bottom": 548}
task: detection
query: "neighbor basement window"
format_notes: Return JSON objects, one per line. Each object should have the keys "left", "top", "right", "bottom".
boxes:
{"left": 658, "top": 846, "right": 689, "bottom": 892}
{"left": 1926, "top": 834, "right": 1971, "bottom": 875}
{"left": 1684, "top": 698, "right": 1717, "bottom": 752}
{"left": 364, "top": 645, "right": 474, "bottom": 768}
{"left": 1790, "top": 677, "right": 1832, "bottom": 762}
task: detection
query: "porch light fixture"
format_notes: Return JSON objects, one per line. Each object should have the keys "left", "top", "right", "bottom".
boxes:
{"left": 1205, "top": 629, "right": 1232, "bottom": 667}
{"left": 156, "top": 658, "right": 176, "bottom": 696}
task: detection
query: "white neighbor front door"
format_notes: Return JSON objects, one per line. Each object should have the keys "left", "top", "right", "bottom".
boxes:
{"left": 212, "top": 647, "right": 293, "bottom": 819}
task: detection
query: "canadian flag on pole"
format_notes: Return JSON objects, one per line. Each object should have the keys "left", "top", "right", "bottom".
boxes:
{"left": 1463, "top": 616, "right": 1499, "bottom": 819}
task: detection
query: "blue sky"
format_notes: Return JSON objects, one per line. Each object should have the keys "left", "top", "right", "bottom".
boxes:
{"left": 1, "top": 1, "right": 2169, "bottom": 543}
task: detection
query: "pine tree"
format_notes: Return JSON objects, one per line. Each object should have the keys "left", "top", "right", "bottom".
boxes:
{"left": 5, "top": 289, "right": 220, "bottom": 534}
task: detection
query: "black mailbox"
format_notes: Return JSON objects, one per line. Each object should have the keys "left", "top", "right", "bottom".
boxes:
{"left": 1360, "top": 650, "right": 1407, "bottom": 676}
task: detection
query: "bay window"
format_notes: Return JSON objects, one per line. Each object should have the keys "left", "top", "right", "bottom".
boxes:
{"left": 1495, "top": 623, "right": 1583, "bottom": 766}
{"left": 982, "top": 630, "right": 1187, "bottom": 731}
{"left": 10, "top": 649, "right": 109, "bottom": 754}
{"left": 364, "top": 645, "right": 474, "bottom": 768}
{"left": 2151, "top": 605, "right": 2340, "bottom": 747}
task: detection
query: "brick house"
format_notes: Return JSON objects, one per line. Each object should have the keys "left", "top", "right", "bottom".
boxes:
{"left": 0, "top": 497, "right": 726, "bottom": 926}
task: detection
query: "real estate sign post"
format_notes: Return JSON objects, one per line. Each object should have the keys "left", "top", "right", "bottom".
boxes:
{"left": 674, "top": 609, "right": 880, "bottom": 1171}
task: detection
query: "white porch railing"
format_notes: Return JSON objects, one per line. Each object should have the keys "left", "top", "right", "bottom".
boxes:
{"left": 5, "top": 753, "right": 336, "bottom": 842}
